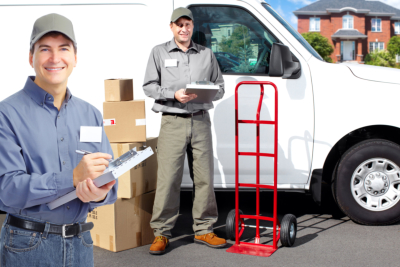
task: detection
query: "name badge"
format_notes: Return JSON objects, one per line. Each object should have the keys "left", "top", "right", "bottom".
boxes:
{"left": 80, "top": 126, "right": 102, "bottom": 143}
{"left": 165, "top": 59, "right": 178, "bottom": 68}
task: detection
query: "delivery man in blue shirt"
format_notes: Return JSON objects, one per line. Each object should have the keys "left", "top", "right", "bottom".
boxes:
{"left": 0, "top": 13, "right": 117, "bottom": 267}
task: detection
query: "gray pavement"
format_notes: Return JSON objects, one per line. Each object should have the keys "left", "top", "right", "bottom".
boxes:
{"left": 2, "top": 189, "right": 400, "bottom": 266}
{"left": 92, "top": 189, "right": 400, "bottom": 267}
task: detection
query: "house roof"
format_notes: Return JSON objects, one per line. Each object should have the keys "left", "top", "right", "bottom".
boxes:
{"left": 293, "top": 0, "right": 400, "bottom": 19}
{"left": 331, "top": 29, "right": 368, "bottom": 38}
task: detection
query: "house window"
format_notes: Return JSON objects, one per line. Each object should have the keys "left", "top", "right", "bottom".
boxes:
{"left": 228, "top": 30, "right": 231, "bottom": 36}
{"left": 395, "top": 22, "right": 400, "bottom": 34}
{"left": 372, "top": 18, "right": 381, "bottom": 32}
{"left": 343, "top": 15, "right": 354, "bottom": 29}
{"left": 369, "top": 42, "right": 384, "bottom": 52}
{"left": 309, "top": 17, "right": 320, "bottom": 31}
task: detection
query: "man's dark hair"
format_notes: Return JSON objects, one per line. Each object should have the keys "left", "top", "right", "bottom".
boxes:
{"left": 30, "top": 31, "right": 77, "bottom": 55}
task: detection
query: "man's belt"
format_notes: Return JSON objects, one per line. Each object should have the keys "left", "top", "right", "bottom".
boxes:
{"left": 162, "top": 110, "right": 206, "bottom": 118}
{"left": 7, "top": 215, "right": 94, "bottom": 238}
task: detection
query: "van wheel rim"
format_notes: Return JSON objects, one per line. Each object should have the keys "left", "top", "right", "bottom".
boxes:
{"left": 351, "top": 158, "right": 400, "bottom": 212}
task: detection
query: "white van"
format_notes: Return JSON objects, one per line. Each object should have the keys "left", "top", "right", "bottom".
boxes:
{"left": 1, "top": 0, "right": 400, "bottom": 225}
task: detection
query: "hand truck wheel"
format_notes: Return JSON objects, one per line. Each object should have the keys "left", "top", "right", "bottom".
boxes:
{"left": 280, "top": 214, "right": 297, "bottom": 247}
{"left": 226, "top": 209, "right": 243, "bottom": 241}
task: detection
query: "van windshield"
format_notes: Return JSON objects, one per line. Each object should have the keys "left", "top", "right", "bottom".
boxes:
{"left": 262, "top": 3, "right": 323, "bottom": 61}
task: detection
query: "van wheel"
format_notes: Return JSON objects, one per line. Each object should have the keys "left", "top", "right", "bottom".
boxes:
{"left": 335, "top": 139, "right": 400, "bottom": 225}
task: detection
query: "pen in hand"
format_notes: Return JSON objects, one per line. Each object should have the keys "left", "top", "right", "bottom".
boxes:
{"left": 75, "top": 149, "right": 113, "bottom": 162}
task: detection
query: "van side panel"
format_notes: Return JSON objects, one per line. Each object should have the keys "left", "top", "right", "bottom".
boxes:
{"left": 308, "top": 56, "right": 400, "bottom": 174}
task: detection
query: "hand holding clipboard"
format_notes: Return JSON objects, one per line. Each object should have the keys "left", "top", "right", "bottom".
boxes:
{"left": 184, "top": 81, "right": 219, "bottom": 103}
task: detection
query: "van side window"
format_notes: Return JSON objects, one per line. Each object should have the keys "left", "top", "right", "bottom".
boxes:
{"left": 190, "top": 5, "right": 279, "bottom": 75}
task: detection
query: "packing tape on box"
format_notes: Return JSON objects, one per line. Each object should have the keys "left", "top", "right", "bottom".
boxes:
{"left": 136, "top": 232, "right": 142, "bottom": 246}
{"left": 109, "top": 236, "right": 114, "bottom": 251}
{"left": 132, "top": 182, "right": 137, "bottom": 198}
{"left": 134, "top": 197, "right": 140, "bottom": 215}
{"left": 117, "top": 144, "right": 124, "bottom": 157}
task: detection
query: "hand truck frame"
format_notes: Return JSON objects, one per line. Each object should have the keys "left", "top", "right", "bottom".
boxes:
{"left": 226, "top": 81, "right": 297, "bottom": 257}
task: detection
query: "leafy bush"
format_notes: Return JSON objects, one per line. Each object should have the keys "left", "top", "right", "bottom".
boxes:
{"left": 364, "top": 50, "right": 396, "bottom": 68}
{"left": 388, "top": 36, "right": 400, "bottom": 58}
{"left": 301, "top": 32, "right": 334, "bottom": 62}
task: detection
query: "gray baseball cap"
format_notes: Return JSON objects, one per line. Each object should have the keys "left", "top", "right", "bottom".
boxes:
{"left": 30, "top": 13, "right": 76, "bottom": 49}
{"left": 170, "top": 7, "right": 194, "bottom": 23}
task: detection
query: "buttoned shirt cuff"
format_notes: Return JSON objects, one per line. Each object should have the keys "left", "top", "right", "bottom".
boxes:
{"left": 164, "top": 88, "right": 176, "bottom": 100}
{"left": 55, "top": 170, "right": 75, "bottom": 198}
{"left": 89, "top": 191, "right": 111, "bottom": 211}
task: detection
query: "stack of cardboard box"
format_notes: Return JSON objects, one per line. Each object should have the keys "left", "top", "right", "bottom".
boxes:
{"left": 87, "top": 79, "right": 157, "bottom": 252}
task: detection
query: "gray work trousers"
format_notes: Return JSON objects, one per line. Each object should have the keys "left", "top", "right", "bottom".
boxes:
{"left": 150, "top": 111, "right": 218, "bottom": 238}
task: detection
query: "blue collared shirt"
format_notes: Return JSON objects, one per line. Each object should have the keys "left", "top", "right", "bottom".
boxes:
{"left": 0, "top": 76, "right": 118, "bottom": 224}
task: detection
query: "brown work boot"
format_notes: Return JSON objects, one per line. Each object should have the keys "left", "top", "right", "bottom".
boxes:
{"left": 149, "top": 236, "right": 169, "bottom": 255}
{"left": 194, "top": 233, "right": 227, "bottom": 248}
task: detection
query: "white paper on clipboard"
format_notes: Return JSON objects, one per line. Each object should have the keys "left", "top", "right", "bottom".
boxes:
{"left": 47, "top": 147, "right": 154, "bottom": 210}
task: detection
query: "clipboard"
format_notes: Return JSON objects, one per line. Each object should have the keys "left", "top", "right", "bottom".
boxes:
{"left": 185, "top": 84, "right": 219, "bottom": 103}
{"left": 47, "top": 147, "right": 154, "bottom": 210}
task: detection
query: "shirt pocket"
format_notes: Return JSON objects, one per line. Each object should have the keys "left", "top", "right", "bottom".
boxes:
{"left": 162, "top": 66, "right": 180, "bottom": 82}
{"left": 4, "top": 225, "right": 42, "bottom": 252}
{"left": 76, "top": 136, "right": 103, "bottom": 166}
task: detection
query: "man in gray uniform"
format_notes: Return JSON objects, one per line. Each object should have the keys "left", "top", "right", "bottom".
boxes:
{"left": 143, "top": 7, "right": 226, "bottom": 255}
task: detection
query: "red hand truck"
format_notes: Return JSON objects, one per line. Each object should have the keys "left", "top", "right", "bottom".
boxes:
{"left": 225, "top": 81, "right": 297, "bottom": 257}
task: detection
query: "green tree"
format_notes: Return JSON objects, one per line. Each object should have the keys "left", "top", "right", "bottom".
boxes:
{"left": 219, "top": 25, "right": 256, "bottom": 72}
{"left": 387, "top": 36, "right": 400, "bottom": 58}
{"left": 232, "top": 45, "right": 255, "bottom": 72}
{"left": 364, "top": 50, "right": 396, "bottom": 68}
{"left": 219, "top": 25, "right": 251, "bottom": 56}
{"left": 301, "top": 32, "right": 334, "bottom": 62}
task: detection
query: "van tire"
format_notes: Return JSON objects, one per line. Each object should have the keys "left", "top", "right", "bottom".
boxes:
{"left": 335, "top": 139, "right": 400, "bottom": 225}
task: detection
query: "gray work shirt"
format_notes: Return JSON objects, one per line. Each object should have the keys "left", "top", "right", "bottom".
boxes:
{"left": 143, "top": 38, "right": 225, "bottom": 114}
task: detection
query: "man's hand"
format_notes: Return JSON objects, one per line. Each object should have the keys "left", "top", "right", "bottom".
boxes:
{"left": 76, "top": 178, "right": 116, "bottom": 203}
{"left": 175, "top": 89, "right": 197, "bottom": 103}
{"left": 73, "top": 153, "right": 112, "bottom": 187}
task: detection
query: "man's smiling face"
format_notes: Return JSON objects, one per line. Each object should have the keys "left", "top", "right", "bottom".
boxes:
{"left": 170, "top": 17, "right": 194, "bottom": 46}
{"left": 29, "top": 34, "right": 77, "bottom": 90}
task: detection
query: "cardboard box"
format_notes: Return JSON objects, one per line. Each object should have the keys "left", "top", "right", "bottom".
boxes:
{"left": 103, "top": 100, "right": 146, "bottom": 142}
{"left": 110, "top": 137, "right": 158, "bottom": 199}
{"left": 87, "top": 191, "right": 155, "bottom": 252}
{"left": 104, "top": 79, "right": 133, "bottom": 102}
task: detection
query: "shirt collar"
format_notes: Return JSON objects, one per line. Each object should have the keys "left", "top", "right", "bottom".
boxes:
{"left": 167, "top": 38, "right": 199, "bottom": 53}
{"left": 65, "top": 88, "right": 72, "bottom": 103}
{"left": 23, "top": 76, "right": 72, "bottom": 106}
{"left": 189, "top": 41, "right": 199, "bottom": 52}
